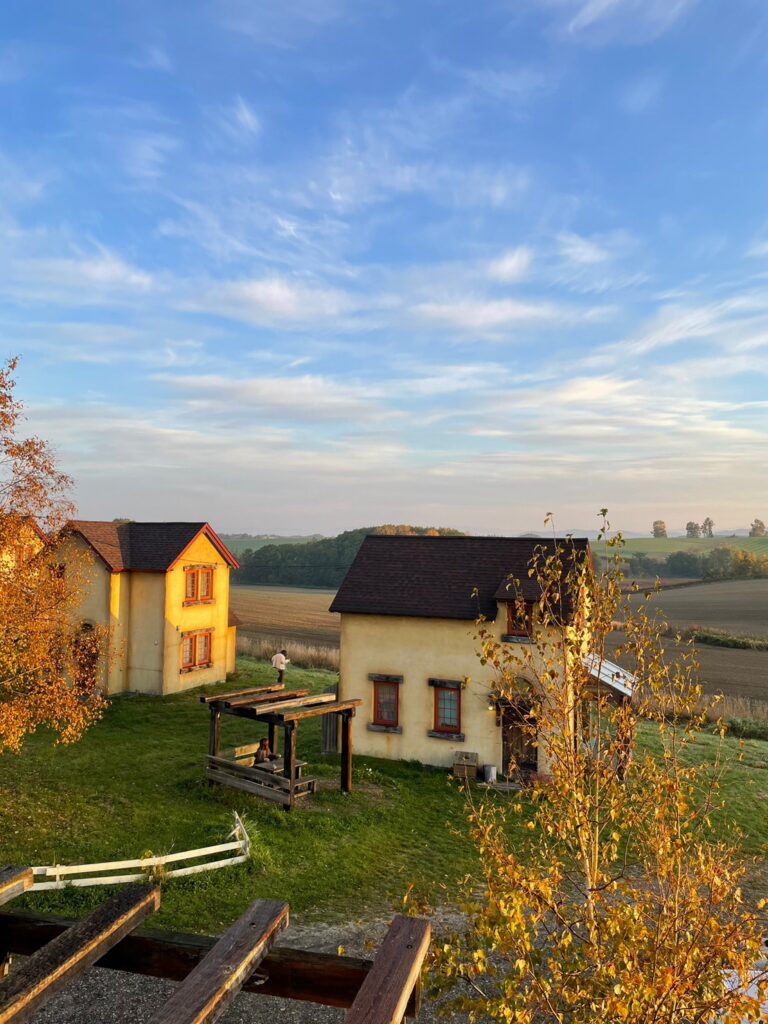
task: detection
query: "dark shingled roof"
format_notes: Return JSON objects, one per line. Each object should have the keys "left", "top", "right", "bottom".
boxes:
{"left": 329, "top": 535, "right": 591, "bottom": 621}
{"left": 68, "top": 521, "right": 239, "bottom": 572}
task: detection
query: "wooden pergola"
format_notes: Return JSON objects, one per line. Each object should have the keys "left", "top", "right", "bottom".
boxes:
{"left": 201, "top": 685, "right": 362, "bottom": 810}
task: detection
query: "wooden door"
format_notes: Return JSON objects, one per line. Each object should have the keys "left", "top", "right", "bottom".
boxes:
{"left": 501, "top": 704, "right": 537, "bottom": 776}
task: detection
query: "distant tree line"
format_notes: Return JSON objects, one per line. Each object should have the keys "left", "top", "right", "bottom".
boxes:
{"left": 625, "top": 547, "right": 768, "bottom": 580}
{"left": 234, "top": 524, "right": 464, "bottom": 588}
{"left": 651, "top": 517, "right": 766, "bottom": 538}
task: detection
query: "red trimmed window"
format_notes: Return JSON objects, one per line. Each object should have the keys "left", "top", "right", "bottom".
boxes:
{"left": 433, "top": 685, "right": 461, "bottom": 734}
{"left": 373, "top": 680, "right": 399, "bottom": 728}
{"left": 506, "top": 601, "right": 533, "bottom": 638}
{"left": 184, "top": 567, "right": 214, "bottom": 605}
{"left": 181, "top": 631, "right": 213, "bottom": 670}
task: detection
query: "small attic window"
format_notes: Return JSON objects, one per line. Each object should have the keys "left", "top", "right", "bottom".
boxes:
{"left": 504, "top": 601, "right": 533, "bottom": 640}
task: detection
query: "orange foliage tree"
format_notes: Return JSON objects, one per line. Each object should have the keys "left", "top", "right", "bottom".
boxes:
{"left": 0, "top": 357, "right": 106, "bottom": 752}
{"left": 430, "top": 514, "right": 767, "bottom": 1023}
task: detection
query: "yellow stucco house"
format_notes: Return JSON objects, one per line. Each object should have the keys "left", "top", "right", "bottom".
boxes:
{"left": 332, "top": 535, "right": 630, "bottom": 778}
{"left": 59, "top": 521, "right": 239, "bottom": 696}
{"left": 1, "top": 516, "right": 47, "bottom": 568}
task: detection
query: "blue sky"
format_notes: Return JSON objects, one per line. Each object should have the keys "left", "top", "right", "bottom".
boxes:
{"left": 2, "top": 0, "right": 767, "bottom": 535}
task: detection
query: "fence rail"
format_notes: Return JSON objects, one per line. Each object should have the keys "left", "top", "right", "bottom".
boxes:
{"left": 30, "top": 813, "right": 250, "bottom": 891}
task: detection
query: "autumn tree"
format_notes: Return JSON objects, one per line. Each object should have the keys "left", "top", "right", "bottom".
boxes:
{"left": 701, "top": 516, "right": 714, "bottom": 538}
{"left": 0, "top": 357, "right": 106, "bottom": 753}
{"left": 686, "top": 520, "right": 701, "bottom": 538}
{"left": 652, "top": 519, "right": 667, "bottom": 537}
{"left": 749, "top": 518, "right": 766, "bottom": 538}
{"left": 431, "top": 514, "right": 766, "bottom": 1023}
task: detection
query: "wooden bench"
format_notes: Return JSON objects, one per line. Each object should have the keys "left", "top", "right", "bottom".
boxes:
{"left": 206, "top": 756, "right": 318, "bottom": 807}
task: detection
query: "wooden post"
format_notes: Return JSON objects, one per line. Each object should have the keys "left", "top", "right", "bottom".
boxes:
{"left": 283, "top": 723, "right": 296, "bottom": 811}
{"left": 209, "top": 708, "right": 221, "bottom": 759}
{"left": 208, "top": 708, "right": 221, "bottom": 787}
{"left": 268, "top": 722, "right": 277, "bottom": 756}
{"left": 340, "top": 710, "right": 353, "bottom": 794}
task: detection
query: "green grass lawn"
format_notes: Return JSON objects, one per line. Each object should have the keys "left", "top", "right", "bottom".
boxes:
{"left": 1, "top": 659, "right": 767, "bottom": 935}
{"left": 0, "top": 660, "right": 488, "bottom": 933}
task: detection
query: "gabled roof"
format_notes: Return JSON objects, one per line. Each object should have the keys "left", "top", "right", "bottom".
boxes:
{"left": 329, "top": 535, "right": 590, "bottom": 621}
{"left": 67, "top": 521, "right": 239, "bottom": 572}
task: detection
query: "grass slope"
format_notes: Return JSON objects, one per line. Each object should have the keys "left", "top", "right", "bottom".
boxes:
{"left": 2, "top": 659, "right": 767, "bottom": 935}
{"left": 0, "top": 660, "right": 481, "bottom": 933}
{"left": 610, "top": 537, "right": 768, "bottom": 557}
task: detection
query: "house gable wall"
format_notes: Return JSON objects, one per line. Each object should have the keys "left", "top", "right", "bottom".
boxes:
{"left": 162, "top": 531, "right": 232, "bottom": 695}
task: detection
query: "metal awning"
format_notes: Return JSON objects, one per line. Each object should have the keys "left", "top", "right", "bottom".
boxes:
{"left": 583, "top": 654, "right": 634, "bottom": 699}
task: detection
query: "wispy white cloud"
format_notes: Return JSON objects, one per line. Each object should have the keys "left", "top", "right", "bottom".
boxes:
{"left": 618, "top": 72, "right": 664, "bottom": 113}
{"left": 558, "top": 231, "right": 613, "bottom": 265}
{"left": 214, "top": 95, "right": 262, "bottom": 144}
{"left": 486, "top": 246, "right": 533, "bottom": 282}
{"left": 414, "top": 296, "right": 592, "bottom": 333}
{"left": 0, "top": 243, "right": 156, "bottom": 306}
{"left": 220, "top": 0, "right": 350, "bottom": 47}
{"left": 187, "top": 275, "right": 354, "bottom": 325}
{"left": 130, "top": 45, "right": 174, "bottom": 73}
{"left": 162, "top": 371, "right": 391, "bottom": 423}
{"left": 454, "top": 65, "right": 555, "bottom": 103}
{"left": 537, "top": 0, "right": 698, "bottom": 42}
{"left": 122, "top": 131, "right": 178, "bottom": 179}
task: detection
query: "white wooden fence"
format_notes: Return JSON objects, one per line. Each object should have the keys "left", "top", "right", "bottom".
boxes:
{"left": 30, "top": 812, "right": 251, "bottom": 891}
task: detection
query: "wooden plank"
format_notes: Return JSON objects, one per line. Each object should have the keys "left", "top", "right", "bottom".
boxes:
{"left": 206, "top": 768, "right": 291, "bottom": 806}
{"left": 282, "top": 699, "right": 361, "bottom": 723}
{"left": 345, "top": 916, "right": 431, "bottom": 1024}
{"left": 151, "top": 899, "right": 288, "bottom": 1024}
{"left": 341, "top": 710, "right": 353, "bottom": 795}
{"left": 207, "top": 757, "right": 293, "bottom": 791}
{"left": 0, "top": 910, "right": 421, "bottom": 1013}
{"left": 224, "top": 689, "right": 308, "bottom": 709}
{"left": 200, "top": 685, "right": 283, "bottom": 705}
{"left": 268, "top": 721, "right": 278, "bottom": 755}
{"left": 248, "top": 693, "right": 339, "bottom": 717}
{"left": 0, "top": 869, "right": 33, "bottom": 908}
{"left": 0, "top": 885, "right": 159, "bottom": 1024}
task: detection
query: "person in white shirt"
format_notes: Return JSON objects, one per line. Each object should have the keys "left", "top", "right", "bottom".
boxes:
{"left": 271, "top": 649, "right": 289, "bottom": 684}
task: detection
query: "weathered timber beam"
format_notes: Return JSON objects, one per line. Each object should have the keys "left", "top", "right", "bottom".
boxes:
{"left": 0, "top": 869, "right": 33, "bottom": 909}
{"left": 282, "top": 699, "right": 361, "bottom": 723}
{"left": 247, "top": 693, "right": 339, "bottom": 717}
{"left": 200, "top": 685, "right": 283, "bottom": 706}
{"left": 151, "top": 899, "right": 288, "bottom": 1024}
{"left": 224, "top": 689, "right": 309, "bottom": 709}
{"left": 345, "top": 915, "right": 431, "bottom": 1024}
{"left": 0, "top": 885, "right": 159, "bottom": 1024}
{"left": 0, "top": 910, "right": 419, "bottom": 1014}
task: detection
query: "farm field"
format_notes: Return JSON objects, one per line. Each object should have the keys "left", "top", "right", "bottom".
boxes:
{"left": 231, "top": 581, "right": 768, "bottom": 704}
{"left": 624, "top": 578, "right": 768, "bottom": 637}
{"left": 604, "top": 536, "right": 768, "bottom": 558}
{"left": 231, "top": 584, "right": 340, "bottom": 647}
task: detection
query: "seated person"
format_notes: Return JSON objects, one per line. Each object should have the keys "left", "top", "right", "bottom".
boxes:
{"left": 254, "top": 737, "right": 279, "bottom": 763}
